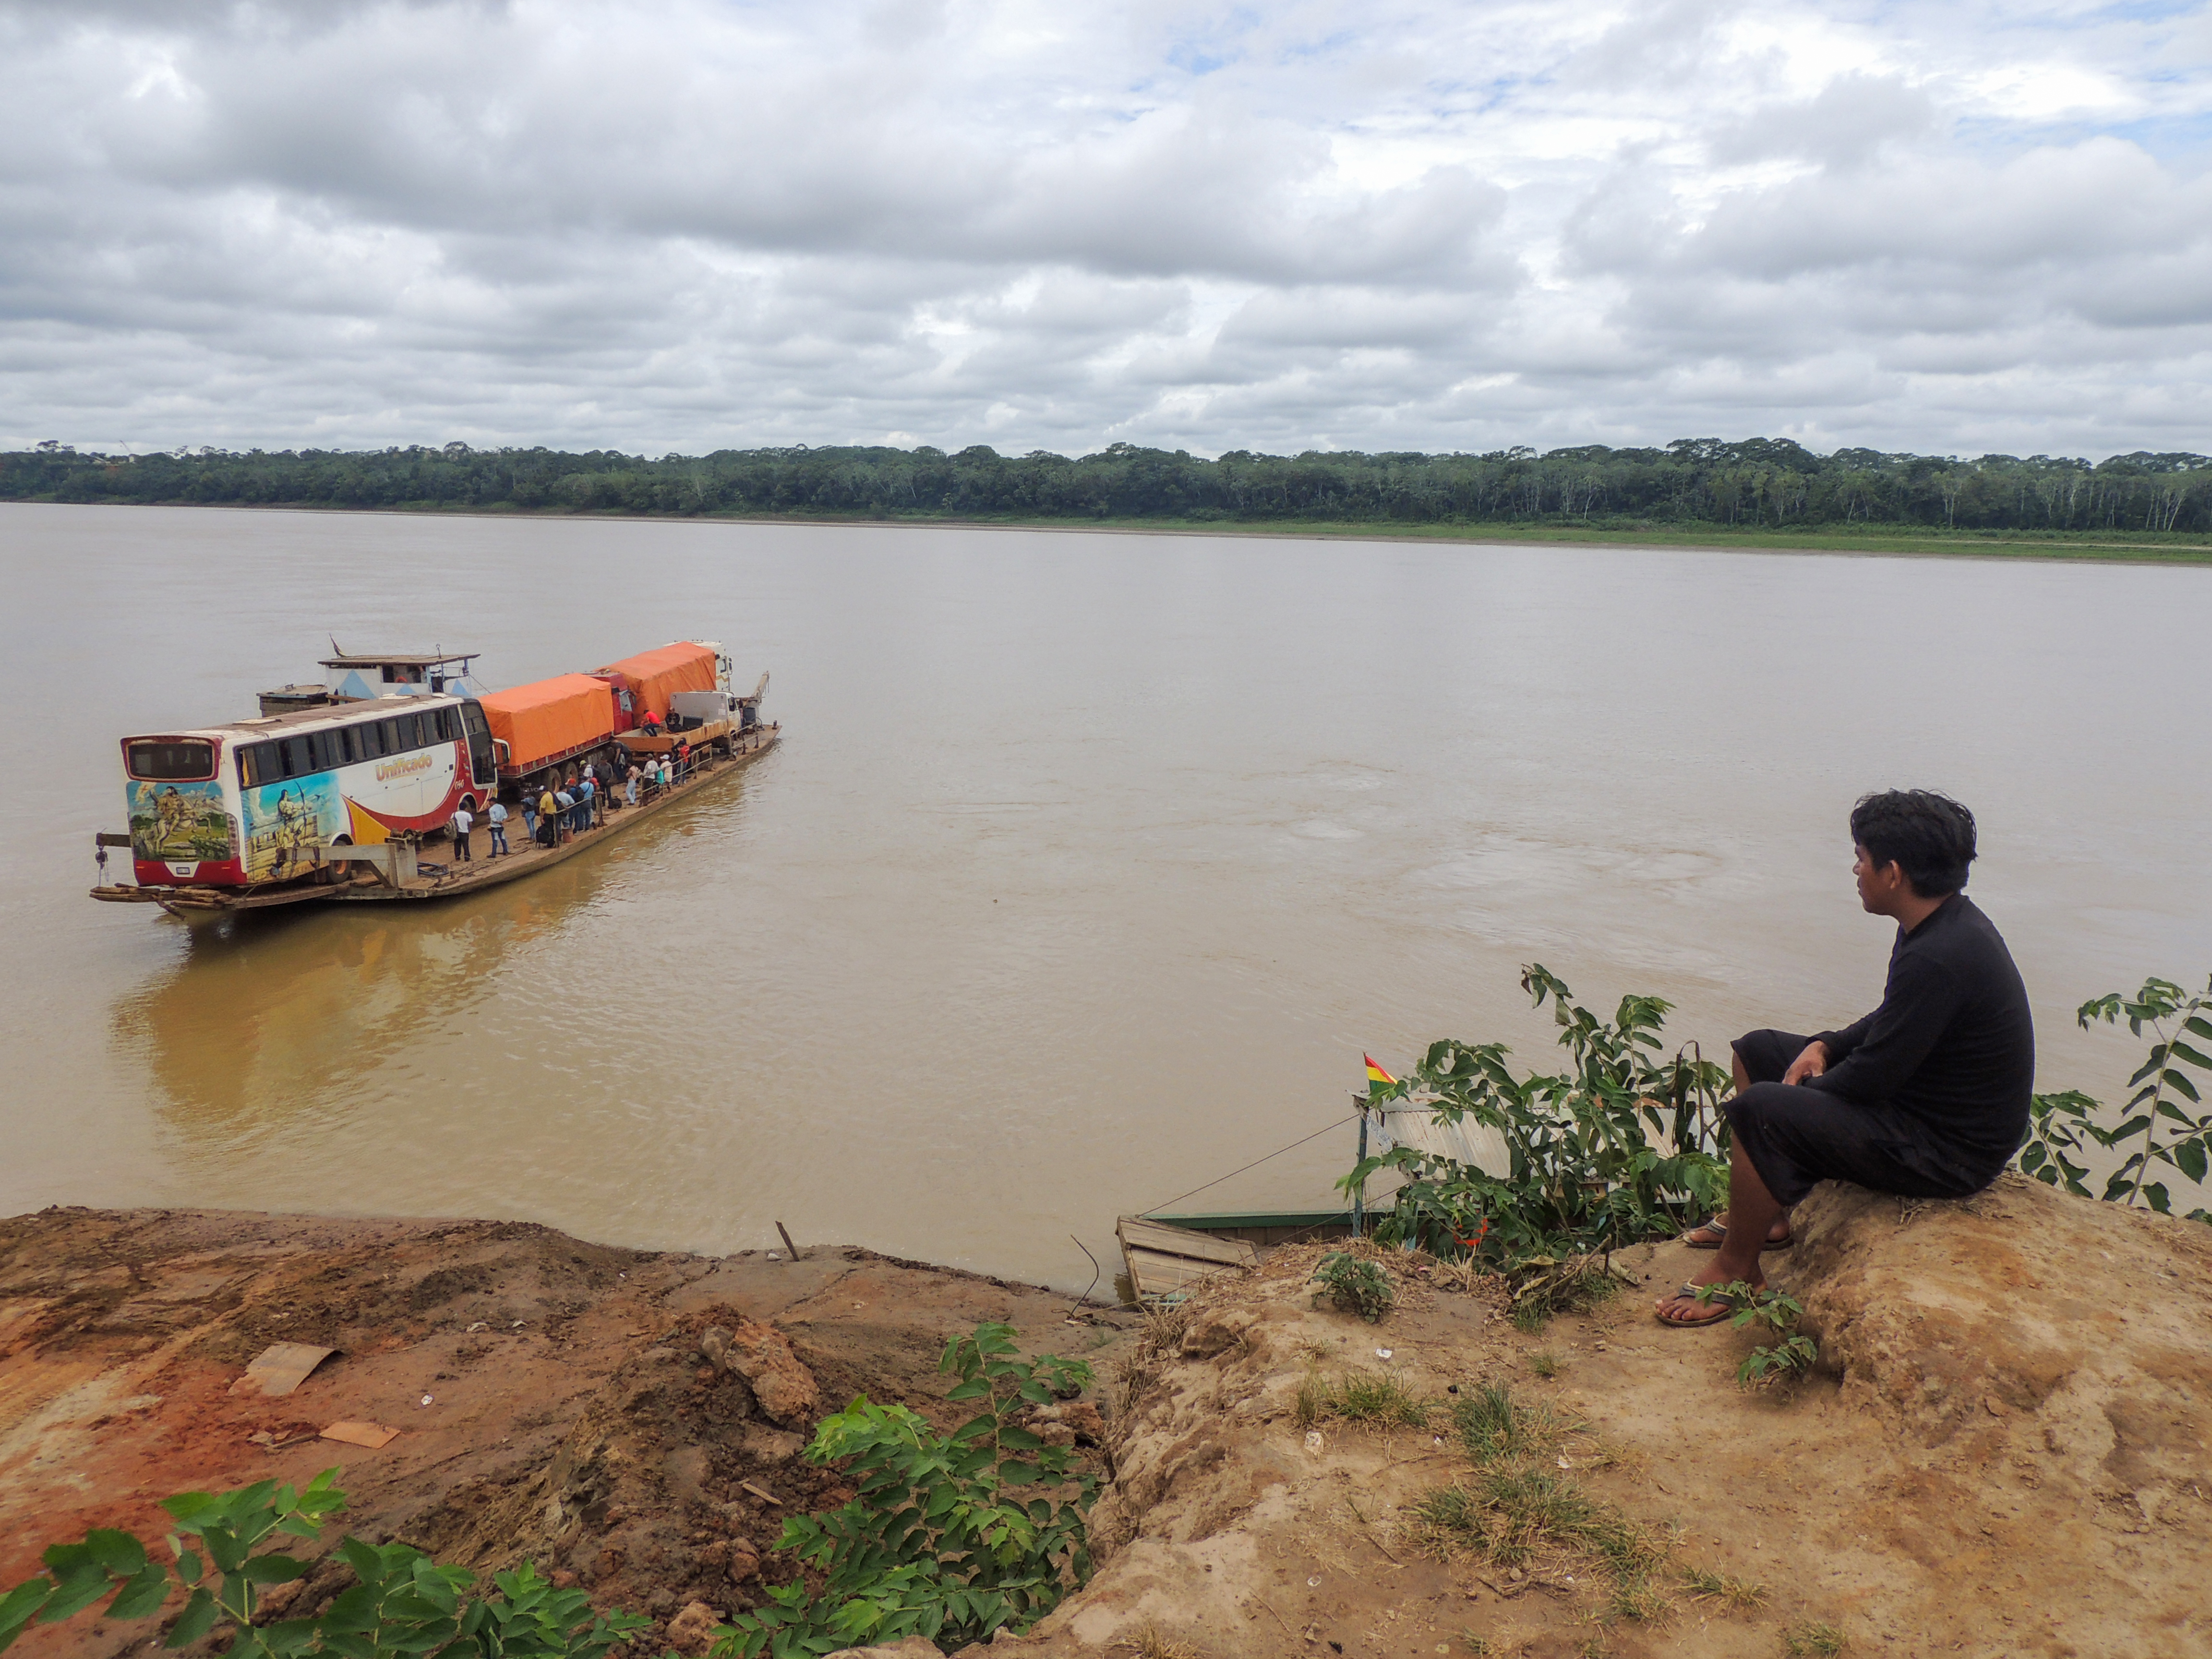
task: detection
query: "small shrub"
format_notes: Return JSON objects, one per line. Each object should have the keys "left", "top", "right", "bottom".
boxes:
{"left": 715, "top": 1322, "right": 1095, "bottom": 1656}
{"left": 1344, "top": 965, "right": 1733, "bottom": 1271}
{"left": 1692, "top": 1282, "right": 1817, "bottom": 1388}
{"left": 1313, "top": 1251, "right": 1394, "bottom": 1322}
{"left": 1526, "top": 1349, "right": 1560, "bottom": 1378}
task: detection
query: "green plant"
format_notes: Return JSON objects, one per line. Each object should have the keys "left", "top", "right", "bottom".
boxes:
{"left": 1312, "top": 1251, "right": 1395, "bottom": 1322}
{"left": 713, "top": 1322, "right": 1094, "bottom": 1658}
{"left": 1525, "top": 1349, "right": 1559, "bottom": 1378}
{"left": 1690, "top": 1282, "right": 1817, "bottom": 1388}
{"left": 2017, "top": 977, "right": 2212, "bottom": 1219}
{"left": 1345, "top": 967, "right": 1732, "bottom": 1279}
{"left": 0, "top": 1470, "right": 650, "bottom": 1658}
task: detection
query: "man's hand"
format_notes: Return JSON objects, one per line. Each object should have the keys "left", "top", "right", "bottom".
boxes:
{"left": 1782, "top": 1040, "right": 1830, "bottom": 1086}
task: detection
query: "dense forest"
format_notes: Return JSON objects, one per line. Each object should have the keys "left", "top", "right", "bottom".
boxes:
{"left": 4, "top": 437, "right": 2209, "bottom": 535}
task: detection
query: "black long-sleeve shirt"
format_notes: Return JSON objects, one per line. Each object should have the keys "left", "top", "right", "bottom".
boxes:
{"left": 1809, "top": 893, "right": 2035, "bottom": 1167}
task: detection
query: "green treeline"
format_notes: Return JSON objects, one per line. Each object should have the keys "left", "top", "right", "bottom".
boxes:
{"left": 4, "top": 436, "right": 2210, "bottom": 536}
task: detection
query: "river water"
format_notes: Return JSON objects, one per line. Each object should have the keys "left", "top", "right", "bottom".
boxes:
{"left": 3, "top": 504, "right": 2208, "bottom": 1283}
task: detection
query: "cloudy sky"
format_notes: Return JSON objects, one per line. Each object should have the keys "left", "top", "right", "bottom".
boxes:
{"left": 3, "top": 0, "right": 2209, "bottom": 459}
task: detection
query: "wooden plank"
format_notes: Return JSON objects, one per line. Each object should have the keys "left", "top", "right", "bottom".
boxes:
{"left": 1122, "top": 1246, "right": 1239, "bottom": 1299}
{"left": 230, "top": 1342, "right": 336, "bottom": 1398}
{"left": 1117, "top": 1212, "right": 1259, "bottom": 1303}
{"left": 1117, "top": 1216, "right": 1261, "bottom": 1268}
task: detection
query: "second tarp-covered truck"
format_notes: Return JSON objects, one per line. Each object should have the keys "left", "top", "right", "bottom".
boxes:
{"left": 592, "top": 642, "right": 723, "bottom": 732}
{"left": 476, "top": 673, "right": 619, "bottom": 787}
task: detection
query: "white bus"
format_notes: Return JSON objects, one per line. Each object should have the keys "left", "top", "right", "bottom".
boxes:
{"left": 122, "top": 696, "right": 498, "bottom": 888}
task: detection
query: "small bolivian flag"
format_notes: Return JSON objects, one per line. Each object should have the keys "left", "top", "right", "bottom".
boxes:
{"left": 1364, "top": 1054, "right": 1396, "bottom": 1088}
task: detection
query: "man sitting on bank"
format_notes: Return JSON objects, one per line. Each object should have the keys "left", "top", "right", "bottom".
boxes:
{"left": 1655, "top": 789, "right": 2035, "bottom": 1327}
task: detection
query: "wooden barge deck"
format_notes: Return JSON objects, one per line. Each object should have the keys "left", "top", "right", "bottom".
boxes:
{"left": 91, "top": 723, "right": 780, "bottom": 917}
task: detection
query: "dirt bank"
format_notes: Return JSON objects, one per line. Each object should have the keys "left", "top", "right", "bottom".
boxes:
{"left": 6, "top": 1182, "right": 2209, "bottom": 1658}
{"left": 988, "top": 1174, "right": 2212, "bottom": 1659}
{"left": 0, "top": 1205, "right": 1132, "bottom": 1657}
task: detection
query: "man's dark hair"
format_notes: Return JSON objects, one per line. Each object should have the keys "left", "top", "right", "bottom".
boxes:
{"left": 1850, "top": 790, "right": 1977, "bottom": 897}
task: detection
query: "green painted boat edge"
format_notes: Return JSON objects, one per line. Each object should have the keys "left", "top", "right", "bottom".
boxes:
{"left": 1146, "top": 1208, "right": 1363, "bottom": 1231}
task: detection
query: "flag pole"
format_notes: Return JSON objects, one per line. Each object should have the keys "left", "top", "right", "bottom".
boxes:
{"left": 1353, "top": 1092, "right": 1368, "bottom": 1238}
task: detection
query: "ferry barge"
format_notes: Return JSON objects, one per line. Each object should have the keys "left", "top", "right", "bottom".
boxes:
{"left": 91, "top": 643, "right": 776, "bottom": 920}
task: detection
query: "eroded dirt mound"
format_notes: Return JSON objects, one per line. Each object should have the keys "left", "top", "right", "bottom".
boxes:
{"left": 0, "top": 1206, "right": 1124, "bottom": 1657}
{"left": 995, "top": 1178, "right": 2212, "bottom": 1659}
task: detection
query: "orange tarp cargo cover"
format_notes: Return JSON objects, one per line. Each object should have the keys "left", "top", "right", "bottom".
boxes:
{"left": 596, "top": 642, "right": 717, "bottom": 721}
{"left": 478, "top": 673, "right": 617, "bottom": 771}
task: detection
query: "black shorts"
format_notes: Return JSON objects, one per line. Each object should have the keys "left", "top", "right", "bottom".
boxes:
{"left": 1725, "top": 1029, "right": 2003, "bottom": 1207}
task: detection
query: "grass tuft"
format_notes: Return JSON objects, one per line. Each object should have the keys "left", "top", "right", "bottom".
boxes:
{"left": 1115, "top": 1623, "right": 1197, "bottom": 1659}
{"left": 1334, "top": 1369, "right": 1431, "bottom": 1426}
{"left": 1416, "top": 1381, "right": 1668, "bottom": 1624}
{"left": 1452, "top": 1382, "right": 1563, "bottom": 1464}
{"left": 1298, "top": 1366, "right": 1431, "bottom": 1429}
{"left": 1525, "top": 1348, "right": 1560, "bottom": 1379}
{"left": 1681, "top": 1565, "right": 1767, "bottom": 1610}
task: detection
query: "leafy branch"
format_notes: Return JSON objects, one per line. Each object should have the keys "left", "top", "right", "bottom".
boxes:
{"left": 1691, "top": 1282, "right": 1817, "bottom": 1389}
{"left": 0, "top": 1470, "right": 650, "bottom": 1658}
{"left": 2017, "top": 975, "right": 2212, "bottom": 1221}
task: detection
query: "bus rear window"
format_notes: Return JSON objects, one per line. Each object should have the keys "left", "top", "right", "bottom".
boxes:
{"left": 126, "top": 740, "right": 216, "bottom": 780}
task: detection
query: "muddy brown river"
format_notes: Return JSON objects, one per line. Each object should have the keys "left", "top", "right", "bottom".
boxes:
{"left": 4, "top": 504, "right": 2208, "bottom": 1280}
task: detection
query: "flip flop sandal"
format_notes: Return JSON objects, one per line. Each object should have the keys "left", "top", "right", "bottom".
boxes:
{"left": 1681, "top": 1219, "right": 1795, "bottom": 1252}
{"left": 1655, "top": 1283, "right": 1743, "bottom": 1329}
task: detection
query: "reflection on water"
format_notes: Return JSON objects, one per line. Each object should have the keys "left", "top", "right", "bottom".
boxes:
{"left": 7, "top": 505, "right": 2212, "bottom": 1282}
{"left": 111, "top": 765, "right": 758, "bottom": 1140}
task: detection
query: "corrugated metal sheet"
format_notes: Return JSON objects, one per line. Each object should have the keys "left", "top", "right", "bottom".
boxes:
{"left": 1368, "top": 1105, "right": 1510, "bottom": 1178}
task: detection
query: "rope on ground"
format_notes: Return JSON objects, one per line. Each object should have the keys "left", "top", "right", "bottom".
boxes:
{"left": 1140, "top": 1113, "right": 1358, "bottom": 1217}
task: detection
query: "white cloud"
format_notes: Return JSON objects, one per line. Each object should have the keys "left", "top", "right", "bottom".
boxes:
{"left": 0, "top": 0, "right": 2207, "bottom": 458}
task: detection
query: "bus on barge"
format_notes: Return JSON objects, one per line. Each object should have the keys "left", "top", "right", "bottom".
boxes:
{"left": 95, "top": 643, "right": 776, "bottom": 918}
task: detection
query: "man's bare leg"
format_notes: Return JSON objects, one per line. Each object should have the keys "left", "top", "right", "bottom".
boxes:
{"left": 1657, "top": 1134, "right": 1785, "bottom": 1322}
{"left": 1682, "top": 1048, "right": 1791, "bottom": 1248}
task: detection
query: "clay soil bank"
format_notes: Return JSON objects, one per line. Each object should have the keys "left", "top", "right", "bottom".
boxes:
{"left": 5, "top": 1185, "right": 2211, "bottom": 1659}
{"left": 0, "top": 1205, "right": 1139, "bottom": 1657}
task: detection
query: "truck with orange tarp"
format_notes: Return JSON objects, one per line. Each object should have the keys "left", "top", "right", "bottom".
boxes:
{"left": 592, "top": 642, "right": 721, "bottom": 730}
{"left": 476, "top": 673, "right": 619, "bottom": 784}
{"left": 589, "top": 640, "right": 761, "bottom": 755}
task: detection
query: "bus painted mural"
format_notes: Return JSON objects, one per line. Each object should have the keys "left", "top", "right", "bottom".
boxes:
{"left": 129, "top": 779, "right": 233, "bottom": 863}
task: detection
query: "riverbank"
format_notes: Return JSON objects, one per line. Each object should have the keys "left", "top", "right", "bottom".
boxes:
{"left": 11, "top": 496, "right": 2212, "bottom": 565}
{"left": 0, "top": 1206, "right": 1139, "bottom": 1657}
{"left": 7, "top": 1185, "right": 2209, "bottom": 1657}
